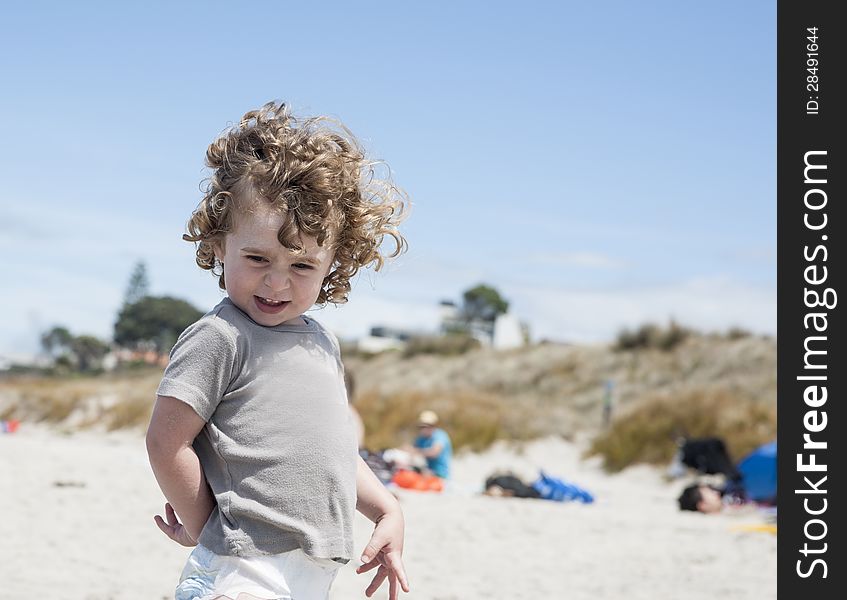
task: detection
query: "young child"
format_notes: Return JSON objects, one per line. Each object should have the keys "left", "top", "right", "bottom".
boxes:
{"left": 146, "top": 101, "right": 410, "bottom": 600}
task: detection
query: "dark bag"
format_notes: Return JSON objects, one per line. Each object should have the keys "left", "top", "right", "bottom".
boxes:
{"left": 680, "top": 437, "right": 741, "bottom": 482}
{"left": 485, "top": 474, "right": 541, "bottom": 498}
{"left": 361, "top": 450, "right": 395, "bottom": 485}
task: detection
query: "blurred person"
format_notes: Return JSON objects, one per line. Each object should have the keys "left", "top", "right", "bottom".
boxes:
{"left": 678, "top": 483, "right": 725, "bottom": 513}
{"left": 677, "top": 482, "right": 749, "bottom": 514}
{"left": 344, "top": 367, "right": 366, "bottom": 449}
{"left": 483, "top": 473, "right": 541, "bottom": 498}
{"left": 408, "top": 410, "right": 452, "bottom": 480}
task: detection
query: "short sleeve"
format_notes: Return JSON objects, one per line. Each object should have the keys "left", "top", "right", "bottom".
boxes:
{"left": 156, "top": 317, "right": 240, "bottom": 422}
{"left": 311, "top": 317, "right": 344, "bottom": 365}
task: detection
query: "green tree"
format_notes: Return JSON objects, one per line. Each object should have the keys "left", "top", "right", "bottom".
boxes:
{"left": 461, "top": 284, "right": 509, "bottom": 322}
{"left": 124, "top": 261, "right": 150, "bottom": 305}
{"left": 70, "top": 335, "right": 110, "bottom": 372}
{"left": 41, "top": 325, "right": 73, "bottom": 358}
{"left": 40, "top": 326, "right": 109, "bottom": 372}
{"left": 114, "top": 296, "right": 203, "bottom": 353}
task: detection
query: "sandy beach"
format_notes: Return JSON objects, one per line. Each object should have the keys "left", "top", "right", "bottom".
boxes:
{"left": 1, "top": 426, "right": 776, "bottom": 599}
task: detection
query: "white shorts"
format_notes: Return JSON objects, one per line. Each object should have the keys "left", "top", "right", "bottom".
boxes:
{"left": 175, "top": 544, "right": 342, "bottom": 600}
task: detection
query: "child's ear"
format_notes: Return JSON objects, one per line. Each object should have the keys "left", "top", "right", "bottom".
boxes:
{"left": 212, "top": 239, "right": 225, "bottom": 263}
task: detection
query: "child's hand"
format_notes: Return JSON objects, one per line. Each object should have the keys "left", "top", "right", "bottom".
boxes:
{"left": 154, "top": 502, "right": 198, "bottom": 547}
{"left": 356, "top": 510, "right": 410, "bottom": 599}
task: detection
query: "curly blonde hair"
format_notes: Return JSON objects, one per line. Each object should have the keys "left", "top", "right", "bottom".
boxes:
{"left": 184, "top": 101, "right": 408, "bottom": 305}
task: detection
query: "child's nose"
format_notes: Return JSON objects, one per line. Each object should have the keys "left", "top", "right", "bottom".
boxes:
{"left": 264, "top": 269, "right": 290, "bottom": 292}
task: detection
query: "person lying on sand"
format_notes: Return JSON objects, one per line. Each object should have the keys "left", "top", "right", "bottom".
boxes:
{"left": 677, "top": 483, "right": 756, "bottom": 514}
{"left": 483, "top": 473, "right": 541, "bottom": 498}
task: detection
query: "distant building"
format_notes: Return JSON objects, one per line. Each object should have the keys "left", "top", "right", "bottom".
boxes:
{"left": 356, "top": 325, "right": 412, "bottom": 353}
{"left": 438, "top": 299, "right": 527, "bottom": 350}
{"left": 492, "top": 313, "right": 526, "bottom": 349}
{"left": 353, "top": 299, "right": 529, "bottom": 354}
{"left": 112, "top": 347, "right": 169, "bottom": 368}
{"left": 439, "top": 300, "right": 461, "bottom": 333}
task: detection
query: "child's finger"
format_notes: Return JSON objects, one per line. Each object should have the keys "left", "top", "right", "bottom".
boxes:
{"left": 365, "top": 566, "right": 388, "bottom": 597}
{"left": 168, "top": 504, "right": 182, "bottom": 528}
{"left": 388, "top": 573, "right": 398, "bottom": 600}
{"left": 154, "top": 515, "right": 174, "bottom": 537}
{"left": 165, "top": 502, "right": 178, "bottom": 526}
{"left": 356, "top": 556, "right": 381, "bottom": 574}
{"left": 385, "top": 552, "right": 410, "bottom": 592}
{"left": 359, "top": 538, "right": 384, "bottom": 565}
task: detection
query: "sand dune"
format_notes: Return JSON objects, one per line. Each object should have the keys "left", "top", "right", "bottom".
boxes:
{"left": 1, "top": 427, "right": 775, "bottom": 599}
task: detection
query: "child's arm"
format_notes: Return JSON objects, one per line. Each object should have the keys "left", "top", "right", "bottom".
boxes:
{"left": 146, "top": 395, "right": 216, "bottom": 545}
{"left": 355, "top": 455, "right": 410, "bottom": 599}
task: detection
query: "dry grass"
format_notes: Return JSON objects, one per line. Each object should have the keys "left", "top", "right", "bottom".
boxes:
{"left": 0, "top": 333, "right": 776, "bottom": 468}
{"left": 401, "top": 334, "right": 480, "bottom": 358}
{"left": 0, "top": 368, "right": 161, "bottom": 430}
{"left": 102, "top": 390, "right": 158, "bottom": 431}
{"left": 585, "top": 388, "right": 777, "bottom": 472}
{"left": 615, "top": 321, "right": 691, "bottom": 352}
{"left": 354, "top": 389, "right": 538, "bottom": 453}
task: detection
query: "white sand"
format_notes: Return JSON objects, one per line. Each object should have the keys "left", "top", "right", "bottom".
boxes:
{"left": 1, "top": 427, "right": 775, "bottom": 599}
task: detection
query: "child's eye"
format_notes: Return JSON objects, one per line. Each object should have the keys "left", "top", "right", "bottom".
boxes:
{"left": 246, "top": 255, "right": 268, "bottom": 263}
{"left": 293, "top": 263, "right": 314, "bottom": 270}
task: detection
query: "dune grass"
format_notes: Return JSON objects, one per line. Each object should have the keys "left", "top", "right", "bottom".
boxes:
{"left": 585, "top": 388, "right": 776, "bottom": 472}
{"left": 1, "top": 335, "right": 776, "bottom": 469}
{"left": 354, "top": 388, "right": 538, "bottom": 453}
{"left": 0, "top": 369, "right": 161, "bottom": 430}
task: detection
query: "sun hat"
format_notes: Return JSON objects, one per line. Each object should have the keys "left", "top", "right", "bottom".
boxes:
{"left": 418, "top": 410, "right": 439, "bottom": 426}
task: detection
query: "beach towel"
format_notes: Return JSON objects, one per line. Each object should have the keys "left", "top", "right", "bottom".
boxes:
{"left": 391, "top": 469, "right": 444, "bottom": 492}
{"left": 531, "top": 471, "right": 594, "bottom": 504}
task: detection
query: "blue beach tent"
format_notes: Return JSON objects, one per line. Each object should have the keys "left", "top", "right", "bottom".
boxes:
{"left": 736, "top": 441, "right": 777, "bottom": 503}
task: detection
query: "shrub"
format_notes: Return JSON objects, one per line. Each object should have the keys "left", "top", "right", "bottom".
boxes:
{"left": 402, "top": 333, "right": 480, "bottom": 358}
{"left": 104, "top": 396, "right": 155, "bottom": 431}
{"left": 615, "top": 320, "right": 691, "bottom": 352}
{"left": 354, "top": 388, "right": 531, "bottom": 453}
{"left": 584, "top": 388, "right": 776, "bottom": 472}
{"left": 726, "top": 326, "right": 752, "bottom": 340}
{"left": 0, "top": 370, "right": 161, "bottom": 429}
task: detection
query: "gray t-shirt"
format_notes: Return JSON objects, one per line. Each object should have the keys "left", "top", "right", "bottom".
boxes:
{"left": 156, "top": 298, "right": 358, "bottom": 561}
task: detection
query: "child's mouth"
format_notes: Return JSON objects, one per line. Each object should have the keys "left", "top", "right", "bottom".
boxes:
{"left": 254, "top": 296, "right": 290, "bottom": 314}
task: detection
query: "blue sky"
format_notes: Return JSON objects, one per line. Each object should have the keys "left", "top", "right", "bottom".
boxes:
{"left": 0, "top": 1, "right": 775, "bottom": 356}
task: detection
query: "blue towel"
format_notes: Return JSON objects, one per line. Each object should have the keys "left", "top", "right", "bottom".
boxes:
{"left": 531, "top": 471, "right": 594, "bottom": 503}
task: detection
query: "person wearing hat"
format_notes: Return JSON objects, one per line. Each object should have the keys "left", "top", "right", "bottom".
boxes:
{"left": 410, "top": 410, "right": 452, "bottom": 479}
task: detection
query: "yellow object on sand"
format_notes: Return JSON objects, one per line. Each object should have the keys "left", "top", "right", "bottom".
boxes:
{"left": 731, "top": 523, "right": 777, "bottom": 534}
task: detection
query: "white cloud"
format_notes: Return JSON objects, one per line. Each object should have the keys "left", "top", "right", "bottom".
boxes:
{"left": 307, "top": 292, "right": 443, "bottom": 341}
{"left": 510, "top": 276, "right": 776, "bottom": 343}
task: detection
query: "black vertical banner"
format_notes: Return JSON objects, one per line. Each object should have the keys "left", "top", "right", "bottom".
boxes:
{"left": 778, "top": 1, "right": 845, "bottom": 598}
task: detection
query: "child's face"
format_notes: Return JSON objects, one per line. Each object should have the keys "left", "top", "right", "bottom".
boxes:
{"left": 214, "top": 200, "right": 335, "bottom": 327}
